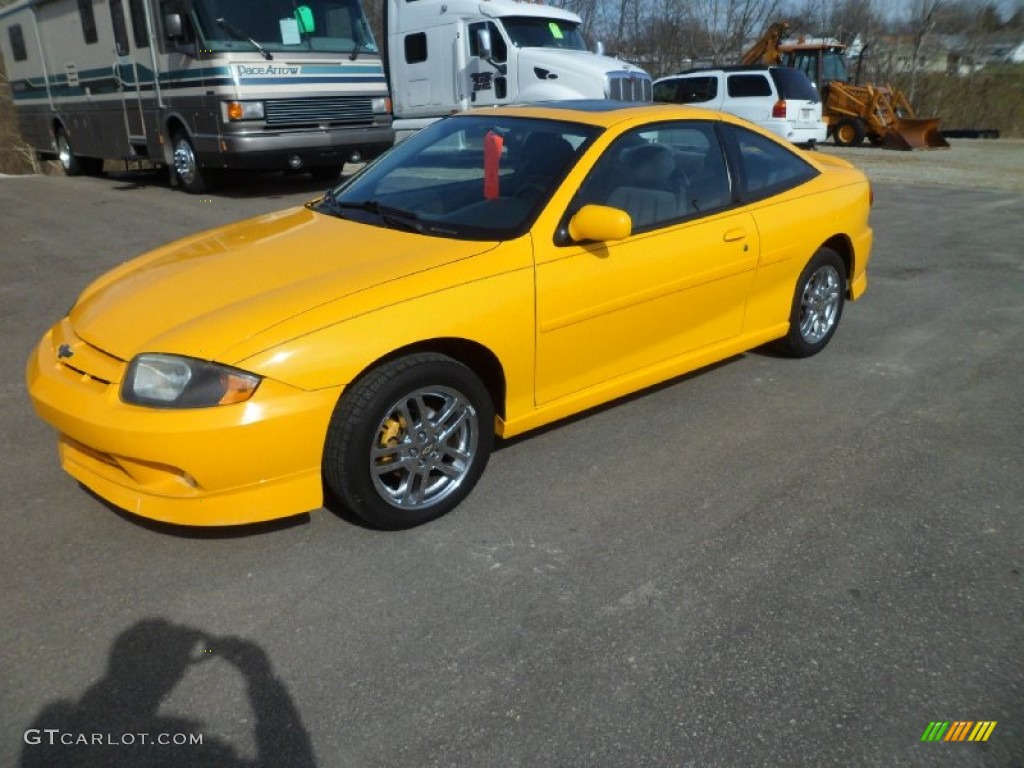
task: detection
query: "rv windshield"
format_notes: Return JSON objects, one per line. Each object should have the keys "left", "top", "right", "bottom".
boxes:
{"left": 501, "top": 17, "right": 588, "bottom": 51}
{"left": 192, "top": 0, "right": 377, "bottom": 55}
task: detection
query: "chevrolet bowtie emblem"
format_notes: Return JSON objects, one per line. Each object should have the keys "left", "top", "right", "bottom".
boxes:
{"left": 57, "top": 343, "right": 74, "bottom": 359}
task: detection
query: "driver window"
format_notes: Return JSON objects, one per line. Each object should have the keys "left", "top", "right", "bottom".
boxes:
{"left": 571, "top": 121, "right": 732, "bottom": 233}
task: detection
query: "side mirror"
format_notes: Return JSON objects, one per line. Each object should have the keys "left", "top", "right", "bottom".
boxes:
{"left": 568, "top": 205, "right": 632, "bottom": 243}
{"left": 164, "top": 13, "right": 183, "bottom": 39}
{"left": 477, "top": 27, "right": 493, "bottom": 61}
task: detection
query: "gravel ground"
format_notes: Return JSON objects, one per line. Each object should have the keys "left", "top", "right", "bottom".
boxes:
{"left": 818, "top": 137, "right": 1024, "bottom": 192}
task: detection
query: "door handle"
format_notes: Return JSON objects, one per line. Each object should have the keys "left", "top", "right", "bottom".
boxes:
{"left": 723, "top": 228, "right": 747, "bottom": 242}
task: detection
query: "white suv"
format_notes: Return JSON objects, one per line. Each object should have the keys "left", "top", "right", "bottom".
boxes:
{"left": 654, "top": 66, "right": 827, "bottom": 148}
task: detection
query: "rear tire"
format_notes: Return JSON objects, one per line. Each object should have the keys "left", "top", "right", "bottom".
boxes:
{"left": 56, "top": 127, "right": 103, "bottom": 176}
{"left": 323, "top": 353, "right": 494, "bottom": 530}
{"left": 833, "top": 118, "right": 866, "bottom": 147}
{"left": 171, "top": 131, "right": 208, "bottom": 194}
{"left": 776, "top": 248, "right": 846, "bottom": 358}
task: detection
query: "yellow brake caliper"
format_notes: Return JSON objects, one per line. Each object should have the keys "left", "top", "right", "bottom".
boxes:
{"left": 377, "top": 415, "right": 406, "bottom": 465}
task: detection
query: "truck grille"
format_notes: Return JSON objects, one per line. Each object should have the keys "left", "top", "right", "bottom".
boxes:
{"left": 264, "top": 97, "right": 374, "bottom": 126}
{"left": 606, "top": 72, "right": 653, "bottom": 102}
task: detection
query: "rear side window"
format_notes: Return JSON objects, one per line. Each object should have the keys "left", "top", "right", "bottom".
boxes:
{"left": 652, "top": 80, "right": 677, "bottom": 103}
{"left": 128, "top": 0, "right": 150, "bottom": 48}
{"left": 675, "top": 76, "right": 718, "bottom": 103}
{"left": 727, "top": 74, "right": 772, "bottom": 98}
{"left": 725, "top": 124, "right": 818, "bottom": 199}
{"left": 77, "top": 0, "right": 98, "bottom": 44}
{"left": 109, "top": 0, "right": 130, "bottom": 55}
{"left": 8, "top": 24, "right": 27, "bottom": 61}
{"left": 769, "top": 68, "right": 819, "bottom": 101}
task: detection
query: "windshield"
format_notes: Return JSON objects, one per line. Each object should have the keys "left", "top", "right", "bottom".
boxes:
{"left": 501, "top": 17, "right": 587, "bottom": 51}
{"left": 319, "top": 115, "right": 601, "bottom": 241}
{"left": 192, "top": 0, "right": 377, "bottom": 55}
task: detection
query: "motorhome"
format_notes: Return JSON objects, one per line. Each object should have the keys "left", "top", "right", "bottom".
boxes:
{"left": 384, "top": 0, "right": 652, "bottom": 139}
{"left": 0, "top": 0, "right": 394, "bottom": 191}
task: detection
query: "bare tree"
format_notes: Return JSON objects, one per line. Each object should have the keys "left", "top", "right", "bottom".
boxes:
{"left": 692, "top": 0, "right": 784, "bottom": 64}
{"left": 907, "top": 0, "right": 943, "bottom": 102}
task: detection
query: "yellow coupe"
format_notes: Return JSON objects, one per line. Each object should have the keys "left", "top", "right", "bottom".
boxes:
{"left": 27, "top": 102, "right": 872, "bottom": 529}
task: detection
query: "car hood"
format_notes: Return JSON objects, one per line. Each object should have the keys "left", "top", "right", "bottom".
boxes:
{"left": 70, "top": 206, "right": 497, "bottom": 362}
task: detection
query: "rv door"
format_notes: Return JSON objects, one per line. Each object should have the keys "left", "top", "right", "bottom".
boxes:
{"left": 110, "top": 0, "right": 147, "bottom": 147}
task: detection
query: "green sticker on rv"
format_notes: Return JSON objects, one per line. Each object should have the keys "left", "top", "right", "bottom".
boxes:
{"left": 549, "top": 22, "right": 564, "bottom": 40}
{"left": 295, "top": 5, "right": 315, "bottom": 34}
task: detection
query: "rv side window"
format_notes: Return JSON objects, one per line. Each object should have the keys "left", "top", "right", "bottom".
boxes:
{"left": 128, "top": 0, "right": 150, "bottom": 48}
{"left": 7, "top": 24, "right": 27, "bottom": 61}
{"left": 77, "top": 0, "right": 98, "bottom": 45}
{"left": 404, "top": 32, "right": 426, "bottom": 64}
{"left": 109, "top": 0, "right": 131, "bottom": 55}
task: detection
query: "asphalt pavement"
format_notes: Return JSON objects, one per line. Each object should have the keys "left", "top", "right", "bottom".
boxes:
{"left": 1, "top": 168, "right": 1021, "bottom": 767}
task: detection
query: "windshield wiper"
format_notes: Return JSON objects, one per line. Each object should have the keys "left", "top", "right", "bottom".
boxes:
{"left": 217, "top": 17, "right": 273, "bottom": 60}
{"left": 320, "top": 198, "right": 426, "bottom": 234}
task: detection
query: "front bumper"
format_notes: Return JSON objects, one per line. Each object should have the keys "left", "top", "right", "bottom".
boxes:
{"left": 195, "top": 124, "right": 395, "bottom": 171}
{"left": 26, "top": 321, "right": 341, "bottom": 526}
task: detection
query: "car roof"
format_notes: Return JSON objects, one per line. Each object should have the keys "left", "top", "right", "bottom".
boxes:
{"left": 657, "top": 65, "right": 784, "bottom": 81}
{"left": 453, "top": 100, "right": 715, "bottom": 127}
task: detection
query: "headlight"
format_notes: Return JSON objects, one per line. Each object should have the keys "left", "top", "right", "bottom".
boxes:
{"left": 122, "top": 354, "right": 261, "bottom": 408}
{"left": 224, "top": 100, "right": 265, "bottom": 121}
{"left": 371, "top": 96, "right": 391, "bottom": 115}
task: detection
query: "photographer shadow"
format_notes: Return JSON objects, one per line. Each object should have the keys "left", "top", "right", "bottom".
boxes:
{"left": 21, "top": 618, "right": 317, "bottom": 768}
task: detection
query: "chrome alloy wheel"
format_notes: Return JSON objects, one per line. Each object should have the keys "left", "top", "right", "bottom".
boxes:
{"left": 57, "top": 132, "right": 72, "bottom": 170}
{"left": 370, "top": 386, "right": 479, "bottom": 510}
{"left": 799, "top": 264, "right": 842, "bottom": 344}
{"left": 173, "top": 136, "right": 198, "bottom": 186}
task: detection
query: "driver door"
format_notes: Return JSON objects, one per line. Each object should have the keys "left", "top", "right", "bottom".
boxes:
{"left": 533, "top": 121, "right": 760, "bottom": 404}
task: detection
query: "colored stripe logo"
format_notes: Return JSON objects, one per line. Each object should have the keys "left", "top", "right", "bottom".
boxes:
{"left": 921, "top": 721, "right": 997, "bottom": 742}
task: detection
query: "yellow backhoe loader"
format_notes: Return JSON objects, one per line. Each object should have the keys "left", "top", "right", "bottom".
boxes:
{"left": 742, "top": 22, "right": 949, "bottom": 150}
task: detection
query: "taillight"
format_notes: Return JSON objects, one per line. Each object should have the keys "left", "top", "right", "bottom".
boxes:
{"left": 772, "top": 99, "right": 787, "bottom": 118}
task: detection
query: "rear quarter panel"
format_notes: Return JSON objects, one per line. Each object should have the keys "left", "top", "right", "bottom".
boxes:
{"left": 742, "top": 165, "right": 872, "bottom": 333}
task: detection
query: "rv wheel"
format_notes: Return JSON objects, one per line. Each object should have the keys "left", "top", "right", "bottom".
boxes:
{"left": 56, "top": 128, "right": 103, "bottom": 176}
{"left": 172, "top": 132, "right": 208, "bottom": 194}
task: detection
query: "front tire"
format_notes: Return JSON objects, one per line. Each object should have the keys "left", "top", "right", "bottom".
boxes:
{"left": 323, "top": 353, "right": 494, "bottom": 529}
{"left": 777, "top": 248, "right": 846, "bottom": 358}
{"left": 56, "top": 127, "right": 103, "bottom": 176}
{"left": 171, "top": 131, "right": 208, "bottom": 194}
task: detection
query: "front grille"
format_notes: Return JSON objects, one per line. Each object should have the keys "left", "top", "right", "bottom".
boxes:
{"left": 264, "top": 97, "right": 374, "bottom": 126}
{"left": 606, "top": 72, "right": 653, "bottom": 102}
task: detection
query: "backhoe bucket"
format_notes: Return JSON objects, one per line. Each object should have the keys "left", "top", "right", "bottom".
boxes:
{"left": 881, "top": 117, "right": 949, "bottom": 150}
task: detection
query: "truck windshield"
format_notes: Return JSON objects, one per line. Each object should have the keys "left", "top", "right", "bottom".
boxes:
{"left": 192, "top": 0, "right": 377, "bottom": 55}
{"left": 501, "top": 17, "right": 587, "bottom": 51}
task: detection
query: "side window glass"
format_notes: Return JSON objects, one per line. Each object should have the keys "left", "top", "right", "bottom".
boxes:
{"left": 77, "top": 0, "right": 98, "bottom": 45}
{"left": 652, "top": 80, "right": 677, "bottom": 103}
{"left": 128, "top": 0, "right": 150, "bottom": 49}
{"left": 726, "top": 125, "right": 818, "bottom": 199}
{"left": 678, "top": 76, "right": 718, "bottom": 103}
{"left": 109, "top": 0, "right": 130, "bottom": 55}
{"left": 8, "top": 24, "right": 27, "bottom": 61}
{"left": 727, "top": 74, "right": 772, "bottom": 98}
{"left": 570, "top": 121, "right": 732, "bottom": 235}
{"left": 404, "top": 31, "right": 426, "bottom": 63}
